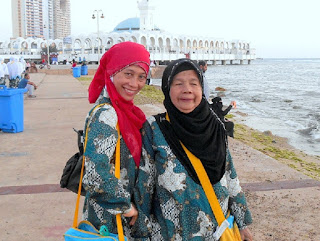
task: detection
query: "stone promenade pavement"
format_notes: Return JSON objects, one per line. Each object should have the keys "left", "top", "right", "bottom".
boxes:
{"left": 0, "top": 73, "right": 90, "bottom": 240}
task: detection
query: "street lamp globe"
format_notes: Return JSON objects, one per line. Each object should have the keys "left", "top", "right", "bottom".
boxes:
{"left": 92, "top": 10, "right": 104, "bottom": 64}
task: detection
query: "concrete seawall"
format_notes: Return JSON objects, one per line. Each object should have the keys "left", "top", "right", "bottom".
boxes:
{"left": 38, "top": 65, "right": 166, "bottom": 79}
{"left": 37, "top": 68, "right": 97, "bottom": 76}
{"left": 151, "top": 65, "right": 166, "bottom": 79}
{"left": 36, "top": 65, "right": 165, "bottom": 78}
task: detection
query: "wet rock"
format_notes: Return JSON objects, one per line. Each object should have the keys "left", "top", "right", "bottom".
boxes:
{"left": 251, "top": 97, "right": 262, "bottom": 102}
{"left": 215, "top": 87, "right": 226, "bottom": 91}
{"left": 263, "top": 130, "right": 273, "bottom": 136}
{"left": 298, "top": 127, "right": 314, "bottom": 135}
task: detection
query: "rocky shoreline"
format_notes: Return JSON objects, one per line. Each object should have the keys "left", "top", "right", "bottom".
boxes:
{"left": 78, "top": 76, "right": 320, "bottom": 181}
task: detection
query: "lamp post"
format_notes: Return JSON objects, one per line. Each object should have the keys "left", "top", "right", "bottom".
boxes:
{"left": 43, "top": 24, "right": 50, "bottom": 64}
{"left": 46, "top": 41, "right": 50, "bottom": 65}
{"left": 92, "top": 10, "right": 104, "bottom": 64}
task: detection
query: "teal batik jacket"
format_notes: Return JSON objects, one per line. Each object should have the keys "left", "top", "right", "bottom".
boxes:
{"left": 134, "top": 116, "right": 253, "bottom": 240}
{"left": 82, "top": 90, "right": 149, "bottom": 240}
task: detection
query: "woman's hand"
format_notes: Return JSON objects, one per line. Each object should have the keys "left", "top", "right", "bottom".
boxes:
{"left": 123, "top": 204, "right": 138, "bottom": 226}
{"left": 230, "top": 101, "right": 237, "bottom": 108}
{"left": 240, "top": 227, "right": 253, "bottom": 241}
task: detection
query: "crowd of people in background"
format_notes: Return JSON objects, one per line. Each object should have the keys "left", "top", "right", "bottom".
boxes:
{"left": 1, "top": 56, "right": 236, "bottom": 118}
{"left": 0, "top": 54, "right": 89, "bottom": 90}
{"left": 0, "top": 56, "right": 36, "bottom": 88}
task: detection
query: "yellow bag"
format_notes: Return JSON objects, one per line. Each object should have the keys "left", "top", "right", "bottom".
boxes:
{"left": 181, "top": 142, "right": 241, "bottom": 241}
{"left": 219, "top": 212, "right": 241, "bottom": 241}
{"left": 220, "top": 226, "right": 241, "bottom": 241}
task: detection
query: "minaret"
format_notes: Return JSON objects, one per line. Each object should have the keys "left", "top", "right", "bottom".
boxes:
{"left": 138, "top": 0, "right": 155, "bottom": 31}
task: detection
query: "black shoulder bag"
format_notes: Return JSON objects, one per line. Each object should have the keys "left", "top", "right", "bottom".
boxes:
{"left": 60, "top": 103, "right": 106, "bottom": 196}
{"left": 60, "top": 128, "right": 86, "bottom": 195}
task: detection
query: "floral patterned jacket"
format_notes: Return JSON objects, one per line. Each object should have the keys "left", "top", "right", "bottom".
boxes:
{"left": 82, "top": 91, "right": 148, "bottom": 240}
{"left": 134, "top": 116, "right": 253, "bottom": 240}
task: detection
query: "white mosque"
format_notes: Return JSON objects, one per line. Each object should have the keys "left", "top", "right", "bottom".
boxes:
{"left": 0, "top": 0, "right": 255, "bottom": 65}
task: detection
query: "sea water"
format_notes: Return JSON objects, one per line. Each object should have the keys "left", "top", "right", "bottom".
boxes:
{"left": 151, "top": 59, "right": 320, "bottom": 156}
{"left": 206, "top": 58, "right": 320, "bottom": 156}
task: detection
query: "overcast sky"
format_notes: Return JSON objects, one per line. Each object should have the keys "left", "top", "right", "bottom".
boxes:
{"left": 1, "top": 0, "right": 319, "bottom": 58}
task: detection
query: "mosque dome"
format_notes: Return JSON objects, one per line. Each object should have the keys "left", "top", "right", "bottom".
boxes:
{"left": 113, "top": 17, "right": 160, "bottom": 32}
{"left": 113, "top": 18, "right": 140, "bottom": 32}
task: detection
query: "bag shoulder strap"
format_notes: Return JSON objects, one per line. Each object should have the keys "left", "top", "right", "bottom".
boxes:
{"left": 115, "top": 123, "right": 125, "bottom": 241}
{"left": 73, "top": 103, "right": 106, "bottom": 227}
{"left": 165, "top": 113, "right": 226, "bottom": 226}
{"left": 180, "top": 143, "right": 226, "bottom": 225}
{"left": 73, "top": 103, "right": 125, "bottom": 241}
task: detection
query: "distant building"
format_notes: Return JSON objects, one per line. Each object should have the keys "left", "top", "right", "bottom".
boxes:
{"left": 53, "top": 0, "right": 71, "bottom": 39}
{"left": 11, "top": 0, "right": 71, "bottom": 40}
{"left": 2, "top": 0, "right": 255, "bottom": 64}
{"left": 138, "top": 0, "right": 156, "bottom": 31}
{"left": 59, "top": 0, "right": 255, "bottom": 64}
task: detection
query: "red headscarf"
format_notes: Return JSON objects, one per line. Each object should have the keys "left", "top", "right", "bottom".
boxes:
{"left": 88, "top": 42, "right": 150, "bottom": 166}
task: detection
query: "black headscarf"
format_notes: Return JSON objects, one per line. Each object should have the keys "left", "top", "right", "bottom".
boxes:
{"left": 155, "top": 58, "right": 227, "bottom": 185}
{"left": 212, "top": 97, "right": 222, "bottom": 105}
{"left": 210, "top": 97, "right": 225, "bottom": 120}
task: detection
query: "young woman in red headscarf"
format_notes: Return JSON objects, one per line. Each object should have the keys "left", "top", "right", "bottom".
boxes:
{"left": 82, "top": 42, "right": 150, "bottom": 239}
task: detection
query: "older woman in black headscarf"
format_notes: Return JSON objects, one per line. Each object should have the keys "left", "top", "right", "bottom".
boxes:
{"left": 135, "top": 58, "right": 253, "bottom": 240}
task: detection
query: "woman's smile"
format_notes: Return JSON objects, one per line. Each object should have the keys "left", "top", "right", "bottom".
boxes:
{"left": 169, "top": 70, "right": 202, "bottom": 113}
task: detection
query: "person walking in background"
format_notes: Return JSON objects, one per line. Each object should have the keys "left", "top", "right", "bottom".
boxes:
{"left": 7, "top": 57, "right": 21, "bottom": 87}
{"left": 0, "top": 57, "right": 9, "bottom": 81}
{"left": 30, "top": 62, "right": 38, "bottom": 73}
{"left": 146, "top": 67, "right": 152, "bottom": 85}
{"left": 19, "top": 57, "right": 26, "bottom": 73}
{"left": 0, "top": 57, "right": 9, "bottom": 85}
{"left": 82, "top": 42, "right": 151, "bottom": 238}
{"left": 136, "top": 58, "right": 253, "bottom": 240}
{"left": 198, "top": 60, "right": 211, "bottom": 100}
{"left": 210, "top": 96, "right": 236, "bottom": 138}
{"left": 25, "top": 61, "right": 31, "bottom": 73}
{"left": 0, "top": 62, "right": 5, "bottom": 85}
{"left": 146, "top": 60, "right": 156, "bottom": 85}
{"left": 18, "top": 73, "right": 37, "bottom": 98}
{"left": 72, "top": 60, "right": 77, "bottom": 68}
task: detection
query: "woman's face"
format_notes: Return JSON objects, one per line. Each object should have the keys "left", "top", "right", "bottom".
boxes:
{"left": 169, "top": 70, "right": 202, "bottom": 113}
{"left": 113, "top": 65, "right": 147, "bottom": 101}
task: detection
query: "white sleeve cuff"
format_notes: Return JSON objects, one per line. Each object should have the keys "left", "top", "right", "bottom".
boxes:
{"left": 123, "top": 203, "right": 133, "bottom": 214}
